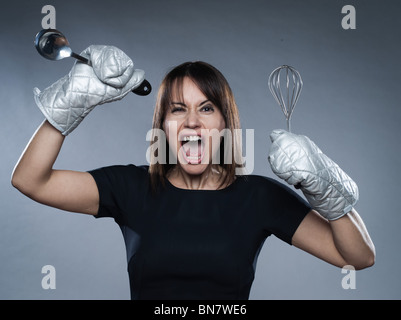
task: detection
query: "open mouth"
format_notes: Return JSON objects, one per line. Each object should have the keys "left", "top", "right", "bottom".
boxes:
{"left": 179, "top": 134, "right": 206, "bottom": 165}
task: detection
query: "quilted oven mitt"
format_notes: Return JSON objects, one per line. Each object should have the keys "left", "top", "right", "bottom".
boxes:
{"left": 33, "top": 45, "right": 145, "bottom": 135}
{"left": 268, "top": 129, "right": 359, "bottom": 220}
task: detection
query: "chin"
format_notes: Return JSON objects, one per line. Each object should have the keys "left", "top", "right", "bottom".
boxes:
{"left": 179, "top": 163, "right": 210, "bottom": 176}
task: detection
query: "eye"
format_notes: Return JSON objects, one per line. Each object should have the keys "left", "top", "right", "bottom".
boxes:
{"left": 171, "top": 106, "right": 185, "bottom": 113}
{"left": 200, "top": 104, "right": 214, "bottom": 112}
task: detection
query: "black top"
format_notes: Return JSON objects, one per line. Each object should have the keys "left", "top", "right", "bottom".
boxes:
{"left": 88, "top": 164, "right": 311, "bottom": 300}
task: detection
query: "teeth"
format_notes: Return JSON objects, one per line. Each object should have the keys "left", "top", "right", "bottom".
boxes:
{"left": 183, "top": 136, "right": 201, "bottom": 142}
{"left": 186, "top": 155, "right": 202, "bottom": 161}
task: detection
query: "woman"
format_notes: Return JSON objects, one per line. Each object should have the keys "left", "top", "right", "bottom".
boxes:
{"left": 12, "top": 45, "right": 375, "bottom": 300}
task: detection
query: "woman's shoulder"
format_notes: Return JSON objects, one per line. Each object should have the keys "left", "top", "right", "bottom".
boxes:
{"left": 236, "top": 173, "right": 277, "bottom": 185}
{"left": 88, "top": 164, "right": 150, "bottom": 181}
{"left": 235, "top": 173, "right": 291, "bottom": 193}
{"left": 93, "top": 163, "right": 148, "bottom": 171}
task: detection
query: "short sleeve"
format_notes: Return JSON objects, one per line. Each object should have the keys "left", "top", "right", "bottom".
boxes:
{"left": 87, "top": 164, "right": 149, "bottom": 225}
{"left": 261, "top": 177, "right": 312, "bottom": 245}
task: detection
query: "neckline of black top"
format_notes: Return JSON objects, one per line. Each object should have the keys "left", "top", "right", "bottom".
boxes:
{"left": 164, "top": 176, "right": 241, "bottom": 193}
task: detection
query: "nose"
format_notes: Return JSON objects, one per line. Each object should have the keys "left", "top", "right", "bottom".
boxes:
{"left": 184, "top": 109, "right": 201, "bottom": 129}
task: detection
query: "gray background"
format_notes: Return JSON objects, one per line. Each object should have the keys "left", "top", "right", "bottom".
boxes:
{"left": 1, "top": 0, "right": 400, "bottom": 299}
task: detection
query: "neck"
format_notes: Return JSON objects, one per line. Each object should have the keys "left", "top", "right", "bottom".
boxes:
{"left": 167, "top": 165, "right": 226, "bottom": 190}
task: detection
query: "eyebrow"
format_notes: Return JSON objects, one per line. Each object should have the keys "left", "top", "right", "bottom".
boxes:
{"left": 171, "top": 100, "right": 210, "bottom": 107}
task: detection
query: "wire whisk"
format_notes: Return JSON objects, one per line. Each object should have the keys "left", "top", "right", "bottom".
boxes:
{"left": 268, "top": 65, "right": 303, "bottom": 132}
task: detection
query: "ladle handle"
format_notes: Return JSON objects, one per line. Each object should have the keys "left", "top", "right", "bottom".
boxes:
{"left": 70, "top": 52, "right": 90, "bottom": 65}
{"left": 71, "top": 52, "right": 151, "bottom": 96}
{"left": 132, "top": 79, "right": 152, "bottom": 96}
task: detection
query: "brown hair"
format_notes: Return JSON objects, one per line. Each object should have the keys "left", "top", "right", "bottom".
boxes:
{"left": 148, "top": 61, "right": 243, "bottom": 191}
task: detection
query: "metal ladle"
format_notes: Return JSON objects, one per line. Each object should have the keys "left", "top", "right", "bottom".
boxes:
{"left": 34, "top": 29, "right": 152, "bottom": 96}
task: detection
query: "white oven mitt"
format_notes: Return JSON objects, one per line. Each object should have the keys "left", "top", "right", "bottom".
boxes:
{"left": 268, "top": 129, "right": 358, "bottom": 220}
{"left": 33, "top": 45, "right": 145, "bottom": 135}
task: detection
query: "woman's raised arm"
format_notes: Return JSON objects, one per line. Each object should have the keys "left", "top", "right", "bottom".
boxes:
{"left": 12, "top": 45, "right": 147, "bottom": 215}
{"left": 11, "top": 120, "right": 99, "bottom": 215}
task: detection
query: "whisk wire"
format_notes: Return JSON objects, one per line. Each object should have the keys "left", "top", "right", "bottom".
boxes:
{"left": 268, "top": 65, "right": 303, "bottom": 132}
